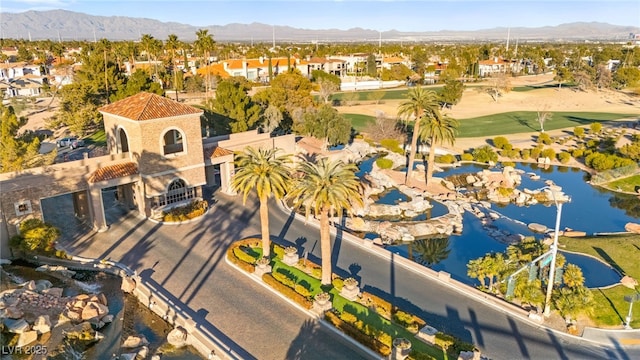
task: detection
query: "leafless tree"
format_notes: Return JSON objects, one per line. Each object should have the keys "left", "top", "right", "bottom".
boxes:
{"left": 595, "top": 65, "right": 612, "bottom": 91}
{"left": 363, "top": 112, "right": 404, "bottom": 141}
{"left": 537, "top": 104, "right": 553, "bottom": 133}
{"left": 261, "top": 104, "right": 283, "bottom": 133}
{"left": 483, "top": 73, "right": 512, "bottom": 102}
{"left": 572, "top": 70, "right": 593, "bottom": 92}
{"left": 317, "top": 78, "right": 339, "bottom": 104}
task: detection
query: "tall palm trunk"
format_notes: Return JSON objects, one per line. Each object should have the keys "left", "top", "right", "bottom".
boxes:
{"left": 320, "top": 206, "right": 332, "bottom": 285}
{"left": 425, "top": 134, "right": 437, "bottom": 185}
{"left": 405, "top": 113, "right": 422, "bottom": 185}
{"left": 259, "top": 196, "right": 270, "bottom": 258}
{"left": 103, "top": 49, "right": 109, "bottom": 102}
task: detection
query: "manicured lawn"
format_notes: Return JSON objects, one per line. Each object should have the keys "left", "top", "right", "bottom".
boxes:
{"left": 344, "top": 113, "right": 376, "bottom": 132}
{"left": 457, "top": 111, "right": 635, "bottom": 138}
{"left": 84, "top": 129, "right": 107, "bottom": 147}
{"left": 333, "top": 86, "right": 444, "bottom": 101}
{"left": 268, "top": 255, "right": 446, "bottom": 359}
{"left": 602, "top": 174, "right": 640, "bottom": 193}
{"left": 559, "top": 234, "right": 640, "bottom": 327}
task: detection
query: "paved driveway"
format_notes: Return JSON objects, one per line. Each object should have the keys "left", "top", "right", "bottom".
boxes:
{"left": 62, "top": 191, "right": 640, "bottom": 360}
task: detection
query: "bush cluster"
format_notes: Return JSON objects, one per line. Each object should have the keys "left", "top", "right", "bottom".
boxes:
{"left": 472, "top": 146, "right": 498, "bottom": 163}
{"left": 460, "top": 153, "right": 474, "bottom": 161}
{"left": 435, "top": 332, "right": 476, "bottom": 355}
{"left": 379, "top": 138, "right": 404, "bottom": 154}
{"left": 376, "top": 157, "right": 394, "bottom": 169}
{"left": 574, "top": 127, "right": 585, "bottom": 138}
{"left": 359, "top": 292, "right": 392, "bottom": 319}
{"left": 492, "top": 136, "right": 510, "bottom": 149}
{"left": 273, "top": 243, "right": 285, "bottom": 259}
{"left": 332, "top": 277, "right": 344, "bottom": 291}
{"left": 541, "top": 148, "right": 556, "bottom": 160}
{"left": 537, "top": 133, "right": 552, "bottom": 145}
{"left": 226, "top": 246, "right": 256, "bottom": 273}
{"left": 435, "top": 154, "right": 456, "bottom": 164}
{"left": 9, "top": 219, "right": 59, "bottom": 254}
{"left": 162, "top": 200, "right": 208, "bottom": 222}
{"left": 585, "top": 153, "right": 636, "bottom": 171}
{"left": 325, "top": 311, "right": 391, "bottom": 356}
{"left": 558, "top": 152, "right": 571, "bottom": 164}
{"left": 262, "top": 273, "right": 313, "bottom": 309}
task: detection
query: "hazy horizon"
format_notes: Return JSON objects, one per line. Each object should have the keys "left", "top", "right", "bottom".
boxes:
{"left": 2, "top": 0, "right": 639, "bottom": 32}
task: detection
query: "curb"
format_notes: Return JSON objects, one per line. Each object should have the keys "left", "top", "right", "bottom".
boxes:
{"left": 223, "top": 255, "right": 383, "bottom": 360}
{"left": 275, "top": 199, "right": 640, "bottom": 350}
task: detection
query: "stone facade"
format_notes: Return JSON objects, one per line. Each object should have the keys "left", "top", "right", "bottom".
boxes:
{"left": 0, "top": 92, "right": 296, "bottom": 244}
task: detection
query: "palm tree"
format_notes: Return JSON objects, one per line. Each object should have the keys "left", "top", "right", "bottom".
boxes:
{"left": 411, "top": 237, "right": 450, "bottom": 267}
{"left": 418, "top": 111, "right": 459, "bottom": 185}
{"left": 467, "top": 258, "right": 486, "bottom": 289}
{"left": 195, "top": 29, "right": 215, "bottom": 99}
{"left": 562, "top": 264, "right": 585, "bottom": 289}
{"left": 165, "top": 34, "right": 180, "bottom": 101}
{"left": 97, "top": 38, "right": 111, "bottom": 101}
{"left": 288, "top": 158, "right": 363, "bottom": 285}
{"left": 397, "top": 86, "right": 440, "bottom": 185}
{"left": 231, "top": 147, "right": 291, "bottom": 258}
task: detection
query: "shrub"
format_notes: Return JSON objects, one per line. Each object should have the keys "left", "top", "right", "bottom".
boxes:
{"left": 332, "top": 277, "right": 344, "bottom": 291}
{"left": 558, "top": 152, "right": 571, "bottom": 164}
{"left": 226, "top": 247, "right": 255, "bottom": 273}
{"left": 263, "top": 273, "right": 313, "bottom": 309}
{"left": 408, "top": 350, "right": 436, "bottom": 360}
{"left": 233, "top": 247, "right": 258, "bottom": 264}
{"left": 273, "top": 243, "right": 285, "bottom": 259}
{"left": 590, "top": 122, "right": 602, "bottom": 134}
{"left": 500, "top": 149, "right": 519, "bottom": 158}
{"left": 311, "top": 267, "right": 322, "bottom": 279}
{"left": 377, "top": 332, "right": 392, "bottom": 347}
{"left": 380, "top": 138, "right": 404, "bottom": 154}
{"left": 273, "top": 269, "right": 296, "bottom": 288}
{"left": 497, "top": 187, "right": 514, "bottom": 197}
{"left": 537, "top": 133, "right": 552, "bottom": 145}
{"left": 472, "top": 145, "right": 498, "bottom": 163}
{"left": 325, "top": 311, "right": 391, "bottom": 356}
{"left": 574, "top": 127, "right": 585, "bottom": 138}
{"left": 435, "top": 154, "right": 455, "bottom": 164}
{"left": 492, "top": 136, "right": 510, "bottom": 149}
{"left": 530, "top": 147, "right": 541, "bottom": 159}
{"left": 460, "top": 153, "right": 474, "bottom": 161}
{"left": 393, "top": 310, "right": 414, "bottom": 327}
{"left": 502, "top": 161, "right": 516, "bottom": 167}
{"left": 572, "top": 148, "right": 584, "bottom": 158}
{"left": 294, "top": 284, "right": 311, "bottom": 298}
{"left": 339, "top": 311, "right": 358, "bottom": 324}
{"left": 541, "top": 148, "right": 556, "bottom": 160}
{"left": 376, "top": 157, "right": 394, "bottom": 169}
{"left": 162, "top": 200, "right": 208, "bottom": 222}
{"left": 11, "top": 219, "right": 60, "bottom": 253}
{"left": 359, "top": 292, "right": 392, "bottom": 319}
{"left": 520, "top": 149, "right": 530, "bottom": 160}
{"left": 586, "top": 139, "right": 599, "bottom": 149}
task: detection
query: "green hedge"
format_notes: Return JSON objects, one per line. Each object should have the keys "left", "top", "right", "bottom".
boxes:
{"left": 226, "top": 247, "right": 255, "bottom": 273}
{"left": 262, "top": 273, "right": 313, "bottom": 309}
{"left": 435, "top": 154, "right": 455, "bottom": 164}
{"left": 376, "top": 157, "right": 394, "bottom": 169}
{"left": 380, "top": 139, "right": 404, "bottom": 154}
{"left": 325, "top": 311, "right": 391, "bottom": 356}
{"left": 233, "top": 246, "right": 258, "bottom": 264}
{"left": 435, "top": 332, "right": 476, "bottom": 355}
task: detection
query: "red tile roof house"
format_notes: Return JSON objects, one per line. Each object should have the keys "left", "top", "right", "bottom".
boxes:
{"left": 0, "top": 92, "right": 295, "bottom": 238}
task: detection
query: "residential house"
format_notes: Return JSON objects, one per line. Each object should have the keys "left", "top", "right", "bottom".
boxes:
{"left": 478, "top": 57, "right": 516, "bottom": 77}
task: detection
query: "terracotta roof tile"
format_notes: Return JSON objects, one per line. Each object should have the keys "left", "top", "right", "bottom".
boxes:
{"left": 204, "top": 146, "right": 234, "bottom": 159}
{"left": 89, "top": 162, "right": 138, "bottom": 183}
{"left": 99, "top": 92, "right": 202, "bottom": 121}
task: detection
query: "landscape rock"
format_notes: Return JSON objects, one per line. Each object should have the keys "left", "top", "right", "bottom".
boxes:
{"left": 81, "top": 303, "right": 100, "bottom": 321}
{"left": 136, "top": 346, "right": 149, "bottom": 359}
{"left": 621, "top": 276, "right": 638, "bottom": 289}
{"left": 121, "top": 277, "right": 137, "bottom": 293}
{"left": 101, "top": 314, "right": 114, "bottom": 323}
{"left": 167, "top": 326, "right": 188, "bottom": 348}
{"left": 528, "top": 223, "right": 548, "bottom": 233}
{"left": 624, "top": 222, "right": 640, "bottom": 234}
{"left": 33, "top": 315, "right": 51, "bottom": 334}
{"left": 35, "top": 279, "right": 53, "bottom": 292}
{"left": 122, "top": 335, "right": 149, "bottom": 348}
{"left": 16, "top": 330, "right": 38, "bottom": 347}
{"left": 4, "top": 306, "right": 24, "bottom": 319}
{"left": 23, "top": 280, "right": 37, "bottom": 291}
{"left": 42, "top": 287, "right": 64, "bottom": 297}
{"left": 563, "top": 230, "right": 587, "bottom": 237}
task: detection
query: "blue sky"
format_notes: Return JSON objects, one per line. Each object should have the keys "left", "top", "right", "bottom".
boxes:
{"left": 2, "top": 0, "right": 639, "bottom": 31}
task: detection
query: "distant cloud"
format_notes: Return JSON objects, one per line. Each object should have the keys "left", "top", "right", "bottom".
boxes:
{"left": 1, "top": 0, "right": 73, "bottom": 13}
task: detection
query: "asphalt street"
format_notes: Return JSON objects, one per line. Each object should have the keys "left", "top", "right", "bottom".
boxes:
{"left": 61, "top": 191, "right": 640, "bottom": 360}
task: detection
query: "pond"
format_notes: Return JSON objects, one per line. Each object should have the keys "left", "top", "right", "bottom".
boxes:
{"left": 360, "top": 161, "right": 634, "bottom": 288}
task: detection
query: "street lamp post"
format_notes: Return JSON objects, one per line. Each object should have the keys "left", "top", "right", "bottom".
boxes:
{"left": 543, "top": 187, "right": 564, "bottom": 317}
{"left": 624, "top": 294, "right": 640, "bottom": 329}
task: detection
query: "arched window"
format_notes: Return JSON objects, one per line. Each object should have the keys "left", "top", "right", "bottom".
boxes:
{"left": 167, "top": 179, "right": 187, "bottom": 204}
{"left": 118, "top": 128, "right": 129, "bottom": 153}
{"left": 162, "top": 129, "right": 184, "bottom": 155}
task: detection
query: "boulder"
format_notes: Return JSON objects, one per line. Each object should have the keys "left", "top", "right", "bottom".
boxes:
{"left": 97, "top": 293, "right": 108, "bottom": 306}
{"left": 101, "top": 314, "right": 114, "bottom": 324}
{"left": 136, "top": 346, "right": 149, "bottom": 359}
{"left": 4, "top": 318, "right": 30, "bottom": 333}
{"left": 4, "top": 306, "right": 24, "bottom": 319}
{"left": 33, "top": 315, "right": 51, "bottom": 334}
{"left": 528, "top": 223, "right": 548, "bottom": 233}
{"left": 42, "top": 287, "right": 64, "bottom": 297}
{"left": 16, "top": 330, "right": 38, "bottom": 347}
{"left": 122, "top": 335, "right": 149, "bottom": 348}
{"left": 564, "top": 230, "right": 587, "bottom": 237}
{"left": 121, "top": 277, "right": 136, "bottom": 293}
{"left": 66, "top": 310, "right": 81, "bottom": 321}
{"left": 624, "top": 222, "right": 640, "bottom": 234}
{"left": 621, "top": 276, "right": 638, "bottom": 289}
{"left": 465, "top": 175, "right": 477, "bottom": 185}
{"left": 35, "top": 279, "right": 53, "bottom": 292}
{"left": 23, "top": 280, "right": 37, "bottom": 291}
{"left": 81, "top": 303, "right": 100, "bottom": 321}
{"left": 167, "top": 327, "right": 188, "bottom": 348}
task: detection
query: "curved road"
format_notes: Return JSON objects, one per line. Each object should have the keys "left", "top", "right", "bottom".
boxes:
{"left": 63, "top": 191, "right": 639, "bottom": 360}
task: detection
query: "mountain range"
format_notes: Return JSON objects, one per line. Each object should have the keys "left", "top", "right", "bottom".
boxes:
{"left": 1, "top": 10, "right": 638, "bottom": 42}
